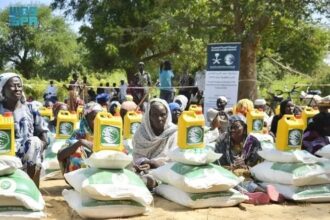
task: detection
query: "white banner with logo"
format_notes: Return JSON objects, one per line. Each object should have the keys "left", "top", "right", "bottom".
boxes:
{"left": 204, "top": 43, "right": 241, "bottom": 122}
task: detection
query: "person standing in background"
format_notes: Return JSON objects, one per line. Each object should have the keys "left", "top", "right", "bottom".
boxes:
{"left": 96, "top": 83, "right": 105, "bottom": 95}
{"left": 119, "top": 80, "right": 128, "bottom": 103}
{"left": 64, "top": 73, "right": 80, "bottom": 112}
{"left": 159, "top": 60, "right": 174, "bottom": 103}
{"left": 134, "top": 62, "right": 152, "bottom": 104}
{"left": 81, "top": 76, "right": 89, "bottom": 103}
{"left": 179, "top": 65, "right": 194, "bottom": 104}
{"left": 44, "top": 80, "right": 57, "bottom": 102}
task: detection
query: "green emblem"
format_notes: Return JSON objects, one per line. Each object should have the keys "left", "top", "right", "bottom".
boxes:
{"left": 252, "top": 119, "right": 263, "bottom": 132}
{"left": 0, "top": 179, "right": 15, "bottom": 192}
{"left": 1, "top": 180, "right": 11, "bottom": 190}
{"left": 0, "top": 130, "right": 10, "bottom": 152}
{"left": 187, "top": 126, "right": 204, "bottom": 145}
{"left": 59, "top": 122, "right": 73, "bottom": 135}
{"left": 288, "top": 129, "right": 302, "bottom": 147}
{"left": 101, "top": 125, "right": 120, "bottom": 146}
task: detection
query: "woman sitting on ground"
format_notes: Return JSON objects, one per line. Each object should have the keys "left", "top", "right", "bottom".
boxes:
{"left": 132, "top": 98, "right": 177, "bottom": 188}
{"left": 215, "top": 115, "right": 261, "bottom": 168}
{"left": 302, "top": 112, "right": 330, "bottom": 155}
{"left": 0, "top": 72, "right": 49, "bottom": 187}
{"left": 215, "top": 115, "right": 283, "bottom": 204}
{"left": 57, "top": 102, "right": 103, "bottom": 174}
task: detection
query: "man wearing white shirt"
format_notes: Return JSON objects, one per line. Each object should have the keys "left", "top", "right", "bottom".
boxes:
{"left": 44, "top": 80, "right": 57, "bottom": 100}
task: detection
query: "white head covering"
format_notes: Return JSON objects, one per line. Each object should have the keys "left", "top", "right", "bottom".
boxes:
{"left": 173, "top": 95, "right": 188, "bottom": 111}
{"left": 207, "top": 108, "right": 219, "bottom": 122}
{"left": 83, "top": 102, "right": 103, "bottom": 116}
{"left": 133, "top": 98, "right": 177, "bottom": 165}
{"left": 254, "top": 98, "right": 266, "bottom": 106}
{"left": 0, "top": 72, "right": 25, "bottom": 102}
{"left": 217, "top": 96, "right": 228, "bottom": 103}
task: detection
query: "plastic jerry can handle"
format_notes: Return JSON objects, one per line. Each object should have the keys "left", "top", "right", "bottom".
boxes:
{"left": 128, "top": 111, "right": 137, "bottom": 116}
{"left": 62, "top": 111, "right": 69, "bottom": 115}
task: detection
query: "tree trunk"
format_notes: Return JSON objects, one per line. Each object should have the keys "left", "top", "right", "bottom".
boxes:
{"left": 238, "top": 39, "right": 258, "bottom": 101}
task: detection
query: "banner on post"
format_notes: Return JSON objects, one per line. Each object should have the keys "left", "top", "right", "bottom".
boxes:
{"left": 204, "top": 43, "right": 241, "bottom": 121}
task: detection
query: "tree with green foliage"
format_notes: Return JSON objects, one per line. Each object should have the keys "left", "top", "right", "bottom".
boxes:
{"left": 51, "top": 0, "right": 330, "bottom": 99}
{"left": 0, "top": 6, "right": 82, "bottom": 79}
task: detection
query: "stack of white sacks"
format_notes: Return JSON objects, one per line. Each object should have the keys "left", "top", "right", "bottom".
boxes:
{"left": 0, "top": 156, "right": 45, "bottom": 219}
{"left": 62, "top": 150, "right": 153, "bottom": 219}
{"left": 151, "top": 147, "right": 248, "bottom": 208}
{"left": 251, "top": 147, "right": 330, "bottom": 202}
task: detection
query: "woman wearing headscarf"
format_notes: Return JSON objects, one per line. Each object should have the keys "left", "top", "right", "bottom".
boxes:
{"left": 133, "top": 98, "right": 177, "bottom": 171}
{"left": 0, "top": 72, "right": 49, "bottom": 187}
{"left": 215, "top": 115, "right": 262, "bottom": 168}
{"left": 108, "top": 101, "right": 121, "bottom": 116}
{"left": 214, "top": 116, "right": 282, "bottom": 204}
{"left": 57, "top": 102, "right": 103, "bottom": 174}
{"left": 270, "top": 99, "right": 294, "bottom": 137}
{"left": 173, "top": 94, "right": 188, "bottom": 111}
{"left": 234, "top": 99, "right": 254, "bottom": 123}
{"left": 168, "top": 102, "right": 182, "bottom": 125}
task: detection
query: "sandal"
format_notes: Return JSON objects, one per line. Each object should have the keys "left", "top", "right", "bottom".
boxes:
{"left": 244, "top": 192, "right": 270, "bottom": 205}
{"left": 266, "top": 184, "right": 285, "bottom": 203}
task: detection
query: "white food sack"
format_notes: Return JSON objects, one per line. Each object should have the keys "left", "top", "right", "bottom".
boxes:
{"left": 251, "top": 161, "right": 330, "bottom": 186}
{"left": 168, "top": 148, "right": 221, "bottom": 165}
{"left": 84, "top": 150, "right": 132, "bottom": 169}
{"left": 0, "top": 156, "right": 22, "bottom": 176}
{"left": 151, "top": 162, "right": 243, "bottom": 193}
{"left": 155, "top": 184, "right": 247, "bottom": 208}
{"left": 63, "top": 189, "right": 147, "bottom": 219}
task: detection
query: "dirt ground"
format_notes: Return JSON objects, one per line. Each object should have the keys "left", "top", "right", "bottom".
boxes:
{"left": 40, "top": 179, "right": 330, "bottom": 220}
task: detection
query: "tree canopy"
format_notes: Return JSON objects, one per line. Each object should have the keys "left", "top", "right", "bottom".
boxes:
{"left": 50, "top": 1, "right": 329, "bottom": 99}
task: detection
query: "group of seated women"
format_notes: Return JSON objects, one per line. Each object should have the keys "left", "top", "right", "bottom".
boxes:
{"left": 2, "top": 72, "right": 330, "bottom": 200}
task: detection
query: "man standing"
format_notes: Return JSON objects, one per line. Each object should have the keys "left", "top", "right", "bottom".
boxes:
{"left": 159, "top": 60, "right": 174, "bottom": 103}
{"left": 64, "top": 73, "right": 80, "bottom": 112}
{"left": 134, "top": 62, "right": 152, "bottom": 104}
{"left": 44, "top": 80, "right": 57, "bottom": 102}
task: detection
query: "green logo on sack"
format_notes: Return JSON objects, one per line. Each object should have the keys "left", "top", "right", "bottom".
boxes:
{"left": 130, "top": 122, "right": 140, "bottom": 135}
{"left": 101, "top": 125, "right": 120, "bottom": 146}
{"left": 252, "top": 119, "right": 263, "bottom": 132}
{"left": 187, "top": 126, "right": 204, "bottom": 145}
{"left": 288, "top": 129, "right": 303, "bottom": 147}
{"left": 0, "top": 179, "right": 15, "bottom": 192}
{"left": 59, "top": 122, "right": 73, "bottom": 135}
{"left": 0, "top": 130, "right": 11, "bottom": 152}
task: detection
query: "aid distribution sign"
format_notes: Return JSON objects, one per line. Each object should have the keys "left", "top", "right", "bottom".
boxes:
{"left": 204, "top": 43, "right": 241, "bottom": 115}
